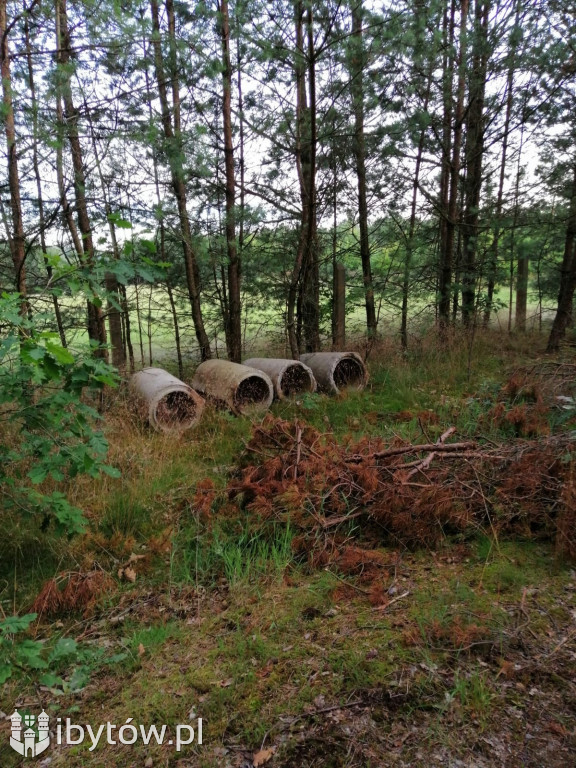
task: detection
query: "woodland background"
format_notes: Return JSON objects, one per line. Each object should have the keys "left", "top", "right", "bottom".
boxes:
{"left": 1, "top": 0, "right": 576, "bottom": 365}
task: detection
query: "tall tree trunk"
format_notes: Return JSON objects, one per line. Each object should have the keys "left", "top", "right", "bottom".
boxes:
{"left": 483, "top": 0, "right": 520, "bottom": 328}
{"left": 461, "top": 0, "right": 489, "bottom": 326}
{"left": 438, "top": 0, "right": 456, "bottom": 328}
{"left": 547, "top": 164, "right": 576, "bottom": 352}
{"left": 287, "top": 0, "right": 318, "bottom": 357}
{"left": 217, "top": 0, "right": 241, "bottom": 362}
{"left": 84, "top": 98, "right": 126, "bottom": 369}
{"left": 236, "top": 34, "right": 245, "bottom": 258}
{"left": 56, "top": 0, "right": 107, "bottom": 354}
{"left": 331, "top": 115, "right": 339, "bottom": 348}
{"left": 443, "top": 0, "right": 469, "bottom": 329}
{"left": 150, "top": 0, "right": 212, "bottom": 360}
{"left": 402, "top": 80, "right": 431, "bottom": 351}
{"left": 1, "top": 0, "right": 28, "bottom": 316}
{"left": 507, "top": 123, "right": 524, "bottom": 332}
{"left": 515, "top": 242, "right": 528, "bottom": 331}
{"left": 24, "top": 11, "right": 66, "bottom": 343}
{"left": 351, "top": 0, "right": 376, "bottom": 337}
{"left": 300, "top": 3, "right": 320, "bottom": 353}
{"left": 55, "top": 88, "right": 83, "bottom": 259}
{"left": 166, "top": 279, "right": 183, "bottom": 377}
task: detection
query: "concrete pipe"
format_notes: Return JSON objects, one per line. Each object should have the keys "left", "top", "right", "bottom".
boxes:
{"left": 191, "top": 360, "right": 274, "bottom": 415}
{"left": 130, "top": 367, "right": 205, "bottom": 433}
{"left": 300, "top": 352, "right": 367, "bottom": 395}
{"left": 243, "top": 358, "right": 317, "bottom": 400}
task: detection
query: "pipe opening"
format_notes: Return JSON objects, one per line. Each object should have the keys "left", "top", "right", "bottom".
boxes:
{"left": 155, "top": 390, "right": 199, "bottom": 428}
{"left": 234, "top": 375, "right": 272, "bottom": 409}
{"left": 333, "top": 357, "right": 366, "bottom": 390}
{"left": 280, "top": 364, "right": 315, "bottom": 397}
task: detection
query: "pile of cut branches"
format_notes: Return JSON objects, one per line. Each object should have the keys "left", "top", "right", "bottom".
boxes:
{"left": 195, "top": 416, "right": 576, "bottom": 562}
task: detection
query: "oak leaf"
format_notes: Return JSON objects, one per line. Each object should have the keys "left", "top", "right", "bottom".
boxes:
{"left": 253, "top": 746, "right": 276, "bottom": 766}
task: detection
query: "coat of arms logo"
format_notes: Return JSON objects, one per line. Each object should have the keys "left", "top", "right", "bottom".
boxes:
{"left": 9, "top": 710, "right": 51, "bottom": 757}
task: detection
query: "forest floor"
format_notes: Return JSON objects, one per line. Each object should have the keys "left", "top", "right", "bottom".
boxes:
{"left": 1, "top": 329, "right": 576, "bottom": 767}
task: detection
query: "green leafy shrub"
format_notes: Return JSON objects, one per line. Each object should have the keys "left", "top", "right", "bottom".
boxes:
{"left": 0, "top": 613, "right": 125, "bottom": 690}
{"left": 0, "top": 292, "right": 120, "bottom": 537}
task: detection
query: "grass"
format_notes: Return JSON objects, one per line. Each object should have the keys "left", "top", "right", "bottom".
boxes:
{"left": 1, "top": 328, "right": 575, "bottom": 767}
{"left": 172, "top": 521, "right": 295, "bottom": 587}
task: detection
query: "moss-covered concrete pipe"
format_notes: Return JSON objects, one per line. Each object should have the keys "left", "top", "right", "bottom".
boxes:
{"left": 191, "top": 360, "right": 274, "bottom": 415}
{"left": 243, "top": 358, "right": 317, "bottom": 400}
{"left": 130, "top": 367, "right": 205, "bottom": 433}
{"left": 299, "top": 352, "right": 368, "bottom": 395}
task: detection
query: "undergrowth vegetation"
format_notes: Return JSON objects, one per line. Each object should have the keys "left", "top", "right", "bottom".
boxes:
{"left": 1, "top": 330, "right": 576, "bottom": 767}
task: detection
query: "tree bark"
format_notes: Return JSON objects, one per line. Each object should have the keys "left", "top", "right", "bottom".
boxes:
{"left": 56, "top": 0, "right": 107, "bottom": 354}
{"left": 217, "top": 0, "right": 242, "bottom": 362}
{"left": 515, "top": 243, "right": 528, "bottom": 332}
{"left": 547, "top": 164, "right": 576, "bottom": 352}
{"left": 402, "top": 79, "right": 431, "bottom": 351}
{"left": 443, "top": 0, "right": 468, "bottom": 329}
{"left": 461, "top": 0, "right": 489, "bottom": 326}
{"left": 483, "top": 0, "right": 520, "bottom": 328}
{"left": 150, "top": 0, "right": 212, "bottom": 360}
{"left": 333, "top": 262, "right": 346, "bottom": 349}
{"left": 84, "top": 98, "right": 126, "bottom": 369}
{"left": 300, "top": 3, "right": 320, "bottom": 353}
{"left": 438, "top": 0, "right": 456, "bottom": 329}
{"left": 1, "top": 0, "right": 28, "bottom": 316}
{"left": 351, "top": 0, "right": 377, "bottom": 337}
{"left": 287, "top": 0, "right": 318, "bottom": 357}
{"left": 24, "top": 10, "right": 66, "bottom": 343}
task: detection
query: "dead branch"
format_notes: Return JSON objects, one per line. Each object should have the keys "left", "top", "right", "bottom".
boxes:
{"left": 345, "top": 439, "right": 477, "bottom": 464}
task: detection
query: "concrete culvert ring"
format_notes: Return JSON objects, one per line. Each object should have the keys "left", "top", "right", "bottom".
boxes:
{"left": 155, "top": 390, "right": 199, "bottom": 429}
{"left": 300, "top": 352, "right": 368, "bottom": 394}
{"left": 244, "top": 358, "right": 317, "bottom": 399}
{"left": 129, "top": 367, "right": 205, "bottom": 433}
{"left": 280, "top": 364, "right": 315, "bottom": 397}
{"left": 333, "top": 356, "right": 365, "bottom": 391}
{"left": 192, "top": 360, "right": 274, "bottom": 415}
{"left": 234, "top": 375, "right": 273, "bottom": 410}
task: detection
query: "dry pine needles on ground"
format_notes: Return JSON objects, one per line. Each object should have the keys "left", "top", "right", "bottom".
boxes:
{"left": 193, "top": 415, "right": 576, "bottom": 563}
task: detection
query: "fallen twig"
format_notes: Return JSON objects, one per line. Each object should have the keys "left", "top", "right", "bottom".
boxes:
{"left": 372, "top": 590, "right": 410, "bottom": 611}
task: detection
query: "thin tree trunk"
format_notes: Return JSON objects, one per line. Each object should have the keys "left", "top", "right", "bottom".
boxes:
{"left": 84, "top": 98, "right": 126, "bottom": 369}
{"left": 300, "top": 3, "right": 320, "bottom": 353}
{"left": 1, "top": 0, "right": 28, "bottom": 316}
{"left": 443, "top": 0, "right": 468, "bottom": 329}
{"left": 515, "top": 243, "right": 528, "bottom": 331}
{"left": 147, "top": 284, "right": 153, "bottom": 366}
{"left": 217, "top": 0, "right": 241, "bottom": 362}
{"left": 236, "top": 34, "right": 245, "bottom": 257}
{"left": 508, "top": 123, "right": 524, "bottom": 332}
{"left": 55, "top": 88, "right": 83, "bottom": 259}
{"left": 287, "top": 0, "right": 310, "bottom": 358}
{"left": 331, "top": 118, "right": 339, "bottom": 348}
{"left": 119, "top": 282, "right": 135, "bottom": 372}
{"left": 150, "top": 0, "right": 212, "bottom": 360}
{"left": 483, "top": 0, "right": 520, "bottom": 328}
{"left": 461, "top": 0, "right": 489, "bottom": 326}
{"left": 351, "top": 0, "right": 376, "bottom": 337}
{"left": 547, "top": 164, "right": 576, "bottom": 352}
{"left": 142, "top": 19, "right": 179, "bottom": 372}
{"left": 134, "top": 281, "right": 145, "bottom": 366}
{"left": 166, "top": 280, "right": 183, "bottom": 377}
{"left": 56, "top": 0, "right": 107, "bottom": 354}
{"left": 438, "top": 0, "right": 456, "bottom": 328}
{"left": 402, "top": 79, "right": 431, "bottom": 350}
{"left": 24, "top": 10, "right": 66, "bottom": 343}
